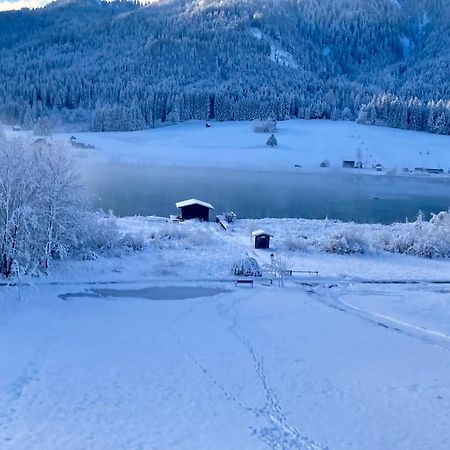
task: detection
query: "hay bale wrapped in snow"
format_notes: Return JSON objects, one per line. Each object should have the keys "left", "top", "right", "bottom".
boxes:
{"left": 231, "top": 257, "right": 262, "bottom": 277}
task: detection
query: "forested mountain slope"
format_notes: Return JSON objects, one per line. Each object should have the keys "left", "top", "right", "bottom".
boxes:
{"left": 0, "top": 0, "right": 449, "bottom": 133}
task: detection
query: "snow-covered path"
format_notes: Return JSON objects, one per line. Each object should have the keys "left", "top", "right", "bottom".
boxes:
{"left": 1, "top": 283, "right": 450, "bottom": 449}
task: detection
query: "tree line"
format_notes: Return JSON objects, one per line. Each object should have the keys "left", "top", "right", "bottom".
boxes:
{"left": 0, "top": 0, "right": 449, "bottom": 134}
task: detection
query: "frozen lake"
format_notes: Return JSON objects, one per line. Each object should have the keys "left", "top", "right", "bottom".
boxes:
{"left": 83, "top": 163, "right": 450, "bottom": 224}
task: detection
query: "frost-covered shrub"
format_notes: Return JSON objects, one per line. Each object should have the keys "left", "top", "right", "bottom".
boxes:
{"left": 283, "top": 234, "right": 310, "bottom": 252}
{"left": 320, "top": 229, "right": 367, "bottom": 255}
{"left": 79, "top": 212, "right": 121, "bottom": 254}
{"left": 253, "top": 119, "right": 277, "bottom": 133}
{"left": 120, "top": 233, "right": 146, "bottom": 252}
{"left": 398, "top": 224, "right": 450, "bottom": 258}
{"left": 231, "top": 257, "right": 262, "bottom": 277}
{"left": 238, "top": 216, "right": 450, "bottom": 261}
{"left": 185, "top": 230, "right": 213, "bottom": 247}
{"left": 374, "top": 213, "right": 450, "bottom": 258}
{"left": 408, "top": 234, "right": 449, "bottom": 258}
{"left": 148, "top": 224, "right": 213, "bottom": 248}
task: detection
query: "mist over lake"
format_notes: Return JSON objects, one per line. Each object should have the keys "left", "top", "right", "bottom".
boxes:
{"left": 83, "top": 163, "right": 450, "bottom": 224}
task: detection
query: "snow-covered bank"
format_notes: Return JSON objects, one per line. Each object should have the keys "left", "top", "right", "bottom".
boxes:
{"left": 29, "top": 215, "right": 448, "bottom": 286}
{"left": 7, "top": 120, "right": 450, "bottom": 174}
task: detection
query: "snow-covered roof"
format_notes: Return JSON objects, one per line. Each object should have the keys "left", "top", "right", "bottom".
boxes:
{"left": 175, "top": 199, "right": 214, "bottom": 210}
{"left": 252, "top": 229, "right": 272, "bottom": 237}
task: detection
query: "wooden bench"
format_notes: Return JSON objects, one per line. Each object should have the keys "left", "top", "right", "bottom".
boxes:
{"left": 291, "top": 270, "right": 319, "bottom": 276}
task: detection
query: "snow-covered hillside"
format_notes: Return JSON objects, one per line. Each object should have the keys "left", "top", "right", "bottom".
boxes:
{"left": 1, "top": 0, "right": 450, "bottom": 134}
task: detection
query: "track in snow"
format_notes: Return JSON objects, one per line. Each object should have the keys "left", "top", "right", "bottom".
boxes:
{"left": 306, "top": 283, "right": 450, "bottom": 353}
{"left": 168, "top": 295, "right": 325, "bottom": 450}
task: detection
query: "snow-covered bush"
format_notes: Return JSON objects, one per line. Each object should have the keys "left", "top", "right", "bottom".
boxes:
{"left": 240, "top": 215, "right": 450, "bottom": 260}
{"left": 430, "top": 211, "right": 449, "bottom": 226}
{"left": 378, "top": 213, "right": 450, "bottom": 258}
{"left": 231, "top": 257, "right": 262, "bottom": 277}
{"left": 321, "top": 229, "right": 368, "bottom": 255}
{"left": 147, "top": 223, "right": 214, "bottom": 249}
{"left": 120, "top": 232, "right": 146, "bottom": 252}
{"left": 252, "top": 119, "right": 277, "bottom": 134}
{"left": 77, "top": 212, "right": 121, "bottom": 256}
{"left": 283, "top": 233, "right": 310, "bottom": 252}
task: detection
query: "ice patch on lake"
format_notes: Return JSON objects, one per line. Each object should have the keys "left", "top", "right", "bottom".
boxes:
{"left": 60, "top": 286, "right": 230, "bottom": 301}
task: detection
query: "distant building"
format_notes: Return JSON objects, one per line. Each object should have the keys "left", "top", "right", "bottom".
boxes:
{"left": 342, "top": 160, "right": 355, "bottom": 168}
{"left": 414, "top": 167, "right": 444, "bottom": 174}
{"left": 252, "top": 230, "right": 272, "bottom": 249}
{"left": 175, "top": 199, "right": 214, "bottom": 221}
{"left": 343, "top": 160, "right": 363, "bottom": 169}
{"left": 375, "top": 163, "right": 383, "bottom": 172}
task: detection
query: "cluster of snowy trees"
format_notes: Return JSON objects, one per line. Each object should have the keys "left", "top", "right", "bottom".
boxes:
{"left": 0, "top": 0, "right": 450, "bottom": 133}
{"left": 0, "top": 138, "right": 85, "bottom": 276}
{"left": 358, "top": 94, "right": 450, "bottom": 135}
{"left": 0, "top": 131, "right": 141, "bottom": 278}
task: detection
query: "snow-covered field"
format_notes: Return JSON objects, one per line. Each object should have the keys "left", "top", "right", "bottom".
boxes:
{"left": 7, "top": 119, "right": 450, "bottom": 173}
{"left": 1, "top": 217, "right": 450, "bottom": 449}
{"left": 2, "top": 120, "right": 450, "bottom": 448}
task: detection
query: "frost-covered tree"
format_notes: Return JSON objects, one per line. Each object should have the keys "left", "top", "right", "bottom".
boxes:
{"left": 0, "top": 0, "right": 450, "bottom": 133}
{"left": 0, "top": 138, "right": 118, "bottom": 277}
{"left": 267, "top": 253, "right": 292, "bottom": 287}
{"left": 0, "top": 120, "right": 5, "bottom": 142}
{"left": 266, "top": 133, "right": 278, "bottom": 147}
{"left": 33, "top": 117, "right": 52, "bottom": 137}
{"left": 359, "top": 94, "right": 450, "bottom": 135}
{"left": 253, "top": 119, "right": 277, "bottom": 133}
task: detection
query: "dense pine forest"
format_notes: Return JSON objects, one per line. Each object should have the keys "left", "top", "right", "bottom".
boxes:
{"left": 1, "top": 0, "right": 450, "bottom": 133}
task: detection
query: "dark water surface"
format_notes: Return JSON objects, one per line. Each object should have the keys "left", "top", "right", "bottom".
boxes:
{"left": 82, "top": 163, "right": 450, "bottom": 224}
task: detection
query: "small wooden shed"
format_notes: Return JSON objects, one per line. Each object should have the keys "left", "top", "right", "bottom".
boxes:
{"left": 252, "top": 230, "right": 273, "bottom": 249}
{"left": 175, "top": 199, "right": 214, "bottom": 221}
